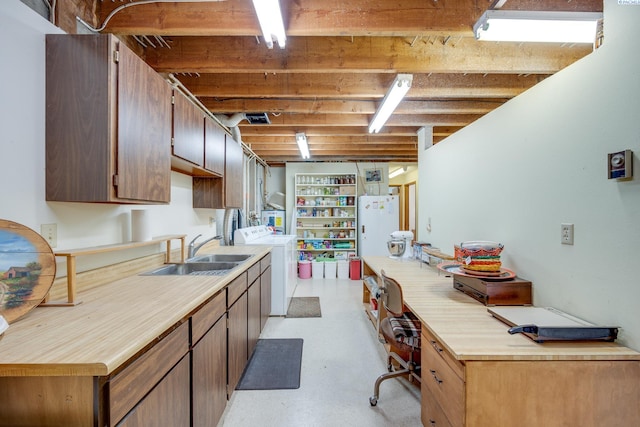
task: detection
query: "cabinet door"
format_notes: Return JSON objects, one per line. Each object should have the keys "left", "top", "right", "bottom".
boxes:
{"left": 116, "top": 40, "right": 172, "bottom": 203}
{"left": 46, "top": 34, "right": 172, "bottom": 204}
{"left": 204, "top": 117, "right": 225, "bottom": 175}
{"left": 248, "top": 277, "right": 261, "bottom": 355}
{"left": 192, "top": 314, "right": 227, "bottom": 427}
{"left": 227, "top": 292, "right": 248, "bottom": 395}
{"left": 192, "top": 136, "right": 243, "bottom": 208}
{"left": 260, "top": 265, "right": 272, "bottom": 330}
{"left": 172, "top": 90, "right": 205, "bottom": 168}
{"left": 224, "top": 137, "right": 244, "bottom": 208}
{"left": 117, "top": 355, "right": 190, "bottom": 427}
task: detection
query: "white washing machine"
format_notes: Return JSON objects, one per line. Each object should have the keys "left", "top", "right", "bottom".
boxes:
{"left": 234, "top": 225, "right": 297, "bottom": 316}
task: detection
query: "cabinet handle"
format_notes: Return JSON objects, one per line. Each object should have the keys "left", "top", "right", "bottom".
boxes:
{"left": 429, "top": 369, "right": 443, "bottom": 384}
{"left": 429, "top": 420, "right": 436, "bottom": 426}
{"left": 430, "top": 339, "right": 443, "bottom": 353}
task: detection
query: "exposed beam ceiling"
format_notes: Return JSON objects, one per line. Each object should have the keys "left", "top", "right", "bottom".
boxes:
{"left": 49, "top": 0, "right": 603, "bottom": 165}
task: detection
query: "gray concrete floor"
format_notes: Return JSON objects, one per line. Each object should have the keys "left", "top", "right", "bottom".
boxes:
{"left": 218, "top": 277, "right": 422, "bottom": 427}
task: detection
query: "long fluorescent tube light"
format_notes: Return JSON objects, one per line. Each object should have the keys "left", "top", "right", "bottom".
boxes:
{"left": 474, "top": 10, "right": 602, "bottom": 44}
{"left": 368, "top": 74, "right": 412, "bottom": 134}
{"left": 252, "top": 0, "right": 287, "bottom": 49}
{"left": 296, "top": 132, "right": 310, "bottom": 159}
{"left": 389, "top": 167, "right": 406, "bottom": 179}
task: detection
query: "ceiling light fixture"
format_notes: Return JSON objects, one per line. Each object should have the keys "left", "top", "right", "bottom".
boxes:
{"left": 473, "top": 10, "right": 603, "bottom": 44}
{"left": 296, "top": 133, "right": 310, "bottom": 159}
{"left": 368, "top": 74, "right": 413, "bottom": 134}
{"left": 252, "top": 0, "right": 287, "bottom": 49}
{"left": 77, "top": 0, "right": 222, "bottom": 33}
{"left": 389, "top": 166, "right": 407, "bottom": 179}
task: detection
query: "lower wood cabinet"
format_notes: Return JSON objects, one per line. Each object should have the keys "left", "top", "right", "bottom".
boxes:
{"left": 248, "top": 275, "right": 261, "bottom": 355}
{"left": 192, "top": 312, "right": 227, "bottom": 427}
{"left": 227, "top": 291, "right": 248, "bottom": 395}
{"left": 117, "top": 355, "right": 190, "bottom": 427}
{"left": 0, "top": 253, "right": 273, "bottom": 427}
{"left": 109, "top": 322, "right": 190, "bottom": 426}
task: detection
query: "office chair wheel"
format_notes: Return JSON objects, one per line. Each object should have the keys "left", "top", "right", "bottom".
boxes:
{"left": 369, "top": 396, "right": 378, "bottom": 406}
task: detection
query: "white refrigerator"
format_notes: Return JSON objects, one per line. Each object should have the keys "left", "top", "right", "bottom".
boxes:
{"left": 358, "top": 195, "right": 400, "bottom": 256}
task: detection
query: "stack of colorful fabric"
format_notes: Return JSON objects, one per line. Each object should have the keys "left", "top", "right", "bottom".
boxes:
{"left": 454, "top": 241, "right": 504, "bottom": 272}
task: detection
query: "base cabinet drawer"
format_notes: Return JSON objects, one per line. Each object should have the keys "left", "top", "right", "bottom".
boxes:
{"left": 422, "top": 330, "right": 465, "bottom": 427}
{"left": 421, "top": 387, "right": 454, "bottom": 427}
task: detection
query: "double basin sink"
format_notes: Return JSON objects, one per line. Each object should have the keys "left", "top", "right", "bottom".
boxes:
{"left": 141, "top": 254, "right": 253, "bottom": 276}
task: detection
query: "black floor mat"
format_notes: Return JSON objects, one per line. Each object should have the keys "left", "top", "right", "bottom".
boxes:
{"left": 236, "top": 338, "right": 303, "bottom": 390}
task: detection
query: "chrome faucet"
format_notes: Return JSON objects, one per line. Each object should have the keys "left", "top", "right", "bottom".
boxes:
{"left": 188, "top": 234, "right": 223, "bottom": 258}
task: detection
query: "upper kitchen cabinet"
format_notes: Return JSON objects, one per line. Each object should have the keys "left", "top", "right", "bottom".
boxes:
{"left": 193, "top": 136, "right": 243, "bottom": 209}
{"left": 171, "top": 89, "right": 206, "bottom": 176}
{"left": 45, "top": 34, "right": 172, "bottom": 204}
{"left": 204, "top": 117, "right": 225, "bottom": 176}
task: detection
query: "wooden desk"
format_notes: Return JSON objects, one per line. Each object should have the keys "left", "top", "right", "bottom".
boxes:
{"left": 362, "top": 256, "right": 640, "bottom": 427}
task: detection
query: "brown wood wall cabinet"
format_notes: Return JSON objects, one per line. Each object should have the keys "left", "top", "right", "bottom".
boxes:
{"left": 45, "top": 34, "right": 172, "bottom": 204}
{"left": 0, "top": 250, "right": 272, "bottom": 427}
{"left": 46, "top": 34, "right": 242, "bottom": 206}
{"left": 171, "top": 89, "right": 206, "bottom": 175}
{"left": 193, "top": 136, "right": 244, "bottom": 209}
{"left": 362, "top": 256, "right": 640, "bottom": 427}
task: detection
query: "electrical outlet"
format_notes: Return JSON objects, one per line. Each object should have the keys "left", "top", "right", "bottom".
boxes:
{"left": 561, "top": 223, "right": 574, "bottom": 245}
{"left": 41, "top": 223, "right": 57, "bottom": 248}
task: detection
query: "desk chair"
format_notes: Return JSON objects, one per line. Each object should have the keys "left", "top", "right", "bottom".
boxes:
{"left": 369, "top": 270, "right": 421, "bottom": 406}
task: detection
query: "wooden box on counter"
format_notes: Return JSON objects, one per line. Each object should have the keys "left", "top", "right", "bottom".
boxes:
{"left": 453, "top": 274, "right": 532, "bottom": 306}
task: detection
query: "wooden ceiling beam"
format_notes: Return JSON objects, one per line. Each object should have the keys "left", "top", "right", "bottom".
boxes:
{"left": 98, "top": 0, "right": 602, "bottom": 37}
{"left": 146, "top": 36, "right": 592, "bottom": 75}
{"left": 180, "top": 73, "right": 545, "bottom": 99}
{"left": 99, "top": 0, "right": 490, "bottom": 37}
{"left": 238, "top": 126, "right": 422, "bottom": 136}
{"left": 244, "top": 136, "right": 417, "bottom": 145}
{"left": 236, "top": 113, "right": 481, "bottom": 127}
{"left": 202, "top": 98, "right": 504, "bottom": 115}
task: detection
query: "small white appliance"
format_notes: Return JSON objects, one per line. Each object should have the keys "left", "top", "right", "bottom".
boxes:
{"left": 234, "top": 225, "right": 297, "bottom": 316}
{"left": 388, "top": 230, "right": 414, "bottom": 259}
{"left": 358, "top": 195, "right": 400, "bottom": 257}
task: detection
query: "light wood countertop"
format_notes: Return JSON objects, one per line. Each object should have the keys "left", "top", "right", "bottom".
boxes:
{"left": 362, "top": 256, "right": 640, "bottom": 362}
{"left": 0, "top": 246, "right": 271, "bottom": 377}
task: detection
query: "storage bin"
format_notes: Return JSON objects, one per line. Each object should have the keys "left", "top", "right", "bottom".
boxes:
{"left": 311, "top": 260, "right": 324, "bottom": 278}
{"left": 349, "top": 257, "right": 361, "bottom": 280}
{"left": 337, "top": 260, "right": 349, "bottom": 279}
{"left": 298, "top": 260, "right": 311, "bottom": 279}
{"left": 324, "top": 260, "right": 337, "bottom": 278}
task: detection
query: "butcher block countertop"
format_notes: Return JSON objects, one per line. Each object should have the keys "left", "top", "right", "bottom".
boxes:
{"left": 0, "top": 245, "right": 271, "bottom": 377}
{"left": 362, "top": 256, "right": 640, "bottom": 362}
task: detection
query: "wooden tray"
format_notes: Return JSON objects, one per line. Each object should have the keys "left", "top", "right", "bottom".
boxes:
{"left": 0, "top": 219, "right": 56, "bottom": 323}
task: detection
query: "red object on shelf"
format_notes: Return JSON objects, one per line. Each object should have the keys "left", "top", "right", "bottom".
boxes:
{"left": 349, "top": 257, "right": 361, "bottom": 280}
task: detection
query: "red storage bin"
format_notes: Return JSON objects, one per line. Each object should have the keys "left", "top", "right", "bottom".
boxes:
{"left": 349, "top": 257, "right": 361, "bottom": 280}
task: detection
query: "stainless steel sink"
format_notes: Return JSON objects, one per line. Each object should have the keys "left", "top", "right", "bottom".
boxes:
{"left": 140, "top": 262, "right": 239, "bottom": 276}
{"left": 187, "top": 254, "right": 253, "bottom": 263}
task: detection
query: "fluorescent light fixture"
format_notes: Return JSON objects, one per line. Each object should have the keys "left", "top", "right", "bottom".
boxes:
{"left": 296, "top": 132, "right": 310, "bottom": 159}
{"left": 473, "top": 10, "right": 602, "bottom": 44}
{"left": 369, "top": 74, "right": 412, "bottom": 134}
{"left": 389, "top": 167, "right": 407, "bottom": 179}
{"left": 252, "top": 0, "right": 287, "bottom": 49}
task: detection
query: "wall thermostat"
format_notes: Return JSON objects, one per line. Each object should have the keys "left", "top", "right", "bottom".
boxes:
{"left": 607, "top": 149, "right": 633, "bottom": 180}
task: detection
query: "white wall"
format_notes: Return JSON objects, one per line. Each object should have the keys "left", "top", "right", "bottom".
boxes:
{"left": 0, "top": 1, "right": 221, "bottom": 273}
{"left": 418, "top": 0, "right": 640, "bottom": 350}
